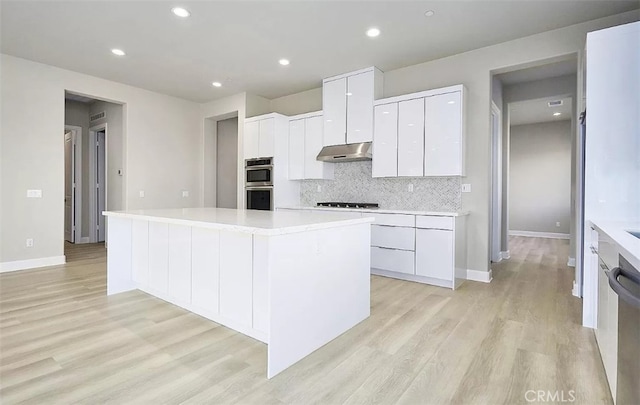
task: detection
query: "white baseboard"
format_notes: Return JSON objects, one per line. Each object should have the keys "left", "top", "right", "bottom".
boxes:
{"left": 501, "top": 250, "right": 510, "bottom": 260}
{"left": 77, "top": 237, "right": 91, "bottom": 244}
{"left": 0, "top": 255, "right": 66, "bottom": 273}
{"left": 572, "top": 280, "right": 581, "bottom": 298}
{"left": 567, "top": 257, "right": 576, "bottom": 267}
{"left": 466, "top": 269, "right": 493, "bottom": 283}
{"left": 509, "top": 230, "right": 570, "bottom": 240}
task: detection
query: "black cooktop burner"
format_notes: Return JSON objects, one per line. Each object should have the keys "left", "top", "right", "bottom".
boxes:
{"left": 317, "top": 202, "right": 379, "bottom": 209}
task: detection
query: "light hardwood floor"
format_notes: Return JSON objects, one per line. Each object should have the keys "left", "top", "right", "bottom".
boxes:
{"left": 0, "top": 237, "right": 611, "bottom": 404}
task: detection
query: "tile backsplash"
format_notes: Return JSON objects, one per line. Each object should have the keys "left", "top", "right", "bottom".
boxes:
{"left": 300, "top": 161, "right": 462, "bottom": 211}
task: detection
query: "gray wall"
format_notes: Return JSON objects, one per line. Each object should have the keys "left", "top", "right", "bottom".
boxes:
{"left": 509, "top": 120, "right": 572, "bottom": 234}
{"left": 300, "top": 162, "right": 461, "bottom": 212}
{"left": 216, "top": 117, "right": 238, "bottom": 209}
{"left": 64, "top": 100, "right": 91, "bottom": 238}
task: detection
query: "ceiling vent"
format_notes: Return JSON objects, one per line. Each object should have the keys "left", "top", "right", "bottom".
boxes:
{"left": 548, "top": 100, "right": 563, "bottom": 107}
{"left": 90, "top": 111, "right": 106, "bottom": 122}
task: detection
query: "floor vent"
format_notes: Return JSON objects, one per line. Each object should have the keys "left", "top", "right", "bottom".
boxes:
{"left": 90, "top": 111, "right": 106, "bottom": 122}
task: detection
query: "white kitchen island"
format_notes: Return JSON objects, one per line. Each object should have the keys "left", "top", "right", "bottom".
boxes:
{"left": 103, "top": 208, "right": 373, "bottom": 378}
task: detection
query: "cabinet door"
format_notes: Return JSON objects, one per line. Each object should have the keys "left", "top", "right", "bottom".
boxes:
{"left": 288, "top": 119, "right": 305, "bottom": 180}
{"left": 167, "top": 224, "right": 192, "bottom": 304}
{"left": 259, "top": 118, "right": 275, "bottom": 158}
{"left": 424, "top": 91, "right": 462, "bottom": 176}
{"left": 397, "top": 98, "right": 425, "bottom": 177}
{"left": 219, "top": 230, "right": 253, "bottom": 327}
{"left": 304, "top": 116, "right": 326, "bottom": 179}
{"left": 347, "top": 71, "right": 374, "bottom": 143}
{"left": 323, "top": 78, "right": 347, "bottom": 146}
{"left": 373, "top": 103, "right": 398, "bottom": 178}
{"left": 415, "top": 229, "right": 454, "bottom": 281}
{"left": 244, "top": 120, "right": 260, "bottom": 159}
{"left": 192, "top": 227, "right": 220, "bottom": 314}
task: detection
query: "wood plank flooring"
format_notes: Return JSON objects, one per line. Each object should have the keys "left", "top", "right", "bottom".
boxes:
{"left": 0, "top": 237, "right": 611, "bottom": 404}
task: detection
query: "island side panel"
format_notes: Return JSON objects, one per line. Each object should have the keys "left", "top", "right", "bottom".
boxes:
{"left": 267, "top": 222, "right": 371, "bottom": 378}
{"left": 106, "top": 216, "right": 135, "bottom": 295}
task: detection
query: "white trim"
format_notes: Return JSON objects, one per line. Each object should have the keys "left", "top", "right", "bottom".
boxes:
{"left": 78, "top": 237, "right": 91, "bottom": 244}
{"left": 1, "top": 256, "right": 66, "bottom": 273}
{"left": 466, "top": 269, "right": 493, "bottom": 283}
{"left": 490, "top": 101, "right": 503, "bottom": 265}
{"left": 501, "top": 250, "right": 511, "bottom": 260}
{"left": 567, "top": 257, "right": 576, "bottom": 267}
{"left": 89, "top": 123, "right": 107, "bottom": 243}
{"left": 509, "top": 230, "right": 570, "bottom": 240}
{"left": 65, "top": 125, "right": 83, "bottom": 243}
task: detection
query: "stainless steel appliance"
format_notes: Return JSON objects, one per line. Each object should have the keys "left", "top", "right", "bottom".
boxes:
{"left": 317, "top": 202, "right": 379, "bottom": 209}
{"left": 245, "top": 157, "right": 273, "bottom": 187}
{"left": 246, "top": 187, "right": 273, "bottom": 211}
{"left": 316, "top": 142, "right": 372, "bottom": 163}
{"left": 607, "top": 255, "right": 640, "bottom": 405}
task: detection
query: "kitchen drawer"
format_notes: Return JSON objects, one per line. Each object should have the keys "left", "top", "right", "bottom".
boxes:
{"left": 415, "top": 215, "right": 453, "bottom": 230}
{"left": 371, "top": 213, "right": 415, "bottom": 227}
{"left": 371, "top": 246, "right": 415, "bottom": 275}
{"left": 371, "top": 225, "right": 415, "bottom": 251}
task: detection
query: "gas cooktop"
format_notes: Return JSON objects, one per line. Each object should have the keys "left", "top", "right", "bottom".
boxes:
{"left": 317, "top": 202, "right": 379, "bottom": 209}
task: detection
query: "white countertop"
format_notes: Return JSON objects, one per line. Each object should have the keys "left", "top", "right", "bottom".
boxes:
{"left": 278, "top": 206, "right": 469, "bottom": 217}
{"left": 590, "top": 220, "right": 640, "bottom": 271}
{"left": 103, "top": 208, "right": 373, "bottom": 236}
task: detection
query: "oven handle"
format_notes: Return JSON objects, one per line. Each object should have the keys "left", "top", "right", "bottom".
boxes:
{"left": 245, "top": 186, "right": 274, "bottom": 190}
{"left": 245, "top": 164, "right": 273, "bottom": 169}
{"left": 607, "top": 266, "right": 640, "bottom": 309}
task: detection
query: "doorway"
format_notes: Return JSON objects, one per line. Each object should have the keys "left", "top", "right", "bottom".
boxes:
{"left": 216, "top": 117, "right": 238, "bottom": 208}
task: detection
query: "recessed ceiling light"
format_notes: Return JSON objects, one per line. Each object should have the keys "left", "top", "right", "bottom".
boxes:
{"left": 425, "top": 10, "right": 435, "bottom": 17}
{"left": 279, "top": 58, "right": 290, "bottom": 66}
{"left": 171, "top": 7, "right": 190, "bottom": 17}
{"left": 111, "top": 49, "right": 126, "bottom": 56}
{"left": 211, "top": 81, "right": 222, "bottom": 87}
{"left": 366, "top": 28, "right": 381, "bottom": 38}
{"left": 553, "top": 112, "right": 562, "bottom": 116}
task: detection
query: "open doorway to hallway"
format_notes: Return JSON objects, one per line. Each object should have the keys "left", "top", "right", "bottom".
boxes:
{"left": 490, "top": 57, "right": 580, "bottom": 292}
{"left": 64, "top": 92, "right": 124, "bottom": 254}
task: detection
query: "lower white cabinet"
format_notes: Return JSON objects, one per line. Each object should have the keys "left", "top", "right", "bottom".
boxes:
{"left": 219, "top": 231, "right": 253, "bottom": 327}
{"left": 167, "top": 224, "right": 192, "bottom": 304}
{"left": 371, "top": 225, "right": 414, "bottom": 251}
{"left": 191, "top": 227, "right": 220, "bottom": 314}
{"left": 415, "top": 229, "right": 454, "bottom": 281}
{"left": 371, "top": 247, "right": 415, "bottom": 275}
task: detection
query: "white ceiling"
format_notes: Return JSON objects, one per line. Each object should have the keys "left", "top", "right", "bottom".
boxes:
{"left": 510, "top": 96, "right": 572, "bottom": 126}
{"left": 1, "top": 1, "right": 637, "bottom": 103}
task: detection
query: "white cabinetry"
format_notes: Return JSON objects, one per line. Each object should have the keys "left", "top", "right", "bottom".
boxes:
{"left": 373, "top": 85, "right": 466, "bottom": 178}
{"left": 372, "top": 103, "right": 398, "bottom": 177}
{"left": 398, "top": 98, "right": 425, "bottom": 177}
{"left": 288, "top": 112, "right": 334, "bottom": 180}
{"left": 322, "top": 67, "right": 383, "bottom": 146}
{"left": 244, "top": 118, "right": 275, "bottom": 159}
{"left": 424, "top": 91, "right": 463, "bottom": 176}
{"left": 415, "top": 229, "right": 453, "bottom": 281}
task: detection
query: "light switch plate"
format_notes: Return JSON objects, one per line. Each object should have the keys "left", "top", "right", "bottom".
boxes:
{"left": 182, "top": 190, "right": 189, "bottom": 197}
{"left": 27, "top": 189, "right": 42, "bottom": 198}
{"left": 26, "top": 238, "right": 34, "bottom": 247}
{"left": 139, "top": 190, "right": 145, "bottom": 198}
{"left": 461, "top": 184, "right": 471, "bottom": 193}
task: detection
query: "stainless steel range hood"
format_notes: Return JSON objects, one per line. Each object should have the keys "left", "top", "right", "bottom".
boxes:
{"left": 316, "top": 142, "right": 372, "bottom": 163}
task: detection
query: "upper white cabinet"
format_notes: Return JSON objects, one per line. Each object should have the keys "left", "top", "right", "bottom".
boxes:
{"left": 398, "top": 98, "right": 425, "bottom": 177}
{"left": 244, "top": 117, "right": 276, "bottom": 159}
{"left": 372, "top": 103, "right": 398, "bottom": 177}
{"left": 372, "top": 85, "right": 466, "bottom": 178}
{"left": 322, "top": 67, "right": 383, "bottom": 146}
{"left": 288, "top": 112, "right": 334, "bottom": 180}
{"left": 424, "top": 91, "right": 463, "bottom": 176}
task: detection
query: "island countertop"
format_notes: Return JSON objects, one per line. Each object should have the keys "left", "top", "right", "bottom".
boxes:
{"left": 103, "top": 207, "right": 373, "bottom": 236}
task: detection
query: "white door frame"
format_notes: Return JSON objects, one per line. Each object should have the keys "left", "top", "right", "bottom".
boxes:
{"left": 64, "top": 125, "right": 83, "bottom": 243}
{"left": 89, "top": 123, "right": 107, "bottom": 243}
{"left": 490, "top": 101, "right": 503, "bottom": 263}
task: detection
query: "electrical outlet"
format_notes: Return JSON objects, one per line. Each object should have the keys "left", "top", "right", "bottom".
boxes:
{"left": 182, "top": 190, "right": 189, "bottom": 198}
{"left": 461, "top": 184, "right": 471, "bottom": 193}
{"left": 317, "top": 185, "right": 322, "bottom": 193}
{"left": 139, "top": 190, "right": 145, "bottom": 198}
{"left": 556, "top": 222, "right": 561, "bottom": 227}
{"left": 408, "top": 184, "right": 414, "bottom": 192}
{"left": 26, "top": 238, "right": 34, "bottom": 247}
{"left": 26, "top": 189, "right": 42, "bottom": 198}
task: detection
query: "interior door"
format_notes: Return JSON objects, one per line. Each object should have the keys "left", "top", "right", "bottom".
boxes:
{"left": 64, "top": 131, "right": 75, "bottom": 242}
{"left": 97, "top": 131, "right": 106, "bottom": 242}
